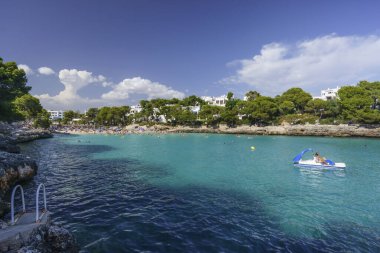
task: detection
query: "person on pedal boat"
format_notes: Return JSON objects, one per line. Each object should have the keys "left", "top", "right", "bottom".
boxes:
{"left": 314, "top": 152, "right": 328, "bottom": 165}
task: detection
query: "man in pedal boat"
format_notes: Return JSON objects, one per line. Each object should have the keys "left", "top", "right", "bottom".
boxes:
{"left": 314, "top": 152, "right": 328, "bottom": 165}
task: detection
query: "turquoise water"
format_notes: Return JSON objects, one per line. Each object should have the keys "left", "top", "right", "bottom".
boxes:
{"left": 20, "top": 134, "right": 380, "bottom": 252}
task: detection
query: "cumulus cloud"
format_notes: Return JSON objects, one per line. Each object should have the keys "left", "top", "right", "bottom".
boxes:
{"left": 58, "top": 69, "right": 105, "bottom": 92}
{"left": 227, "top": 34, "right": 380, "bottom": 95}
{"left": 102, "top": 77, "right": 185, "bottom": 100}
{"left": 38, "top": 66, "right": 55, "bottom": 75}
{"left": 18, "top": 64, "right": 33, "bottom": 75}
{"left": 36, "top": 69, "right": 184, "bottom": 110}
{"left": 36, "top": 69, "right": 109, "bottom": 110}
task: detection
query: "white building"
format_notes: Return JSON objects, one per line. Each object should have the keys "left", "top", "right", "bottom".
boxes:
{"left": 314, "top": 87, "right": 340, "bottom": 100}
{"left": 47, "top": 110, "right": 64, "bottom": 120}
{"left": 188, "top": 105, "right": 200, "bottom": 114}
{"left": 201, "top": 95, "right": 228, "bottom": 106}
{"left": 129, "top": 105, "right": 142, "bottom": 114}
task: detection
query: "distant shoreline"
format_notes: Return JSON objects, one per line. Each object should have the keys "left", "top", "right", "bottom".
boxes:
{"left": 53, "top": 124, "right": 380, "bottom": 138}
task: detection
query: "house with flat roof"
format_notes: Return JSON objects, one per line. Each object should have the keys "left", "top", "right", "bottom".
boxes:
{"left": 201, "top": 95, "right": 228, "bottom": 106}
{"left": 313, "top": 87, "right": 340, "bottom": 100}
{"left": 47, "top": 110, "right": 64, "bottom": 120}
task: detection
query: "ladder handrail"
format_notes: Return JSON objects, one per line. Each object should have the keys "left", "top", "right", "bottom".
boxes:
{"left": 11, "top": 185, "right": 26, "bottom": 224}
{"left": 35, "top": 183, "right": 47, "bottom": 222}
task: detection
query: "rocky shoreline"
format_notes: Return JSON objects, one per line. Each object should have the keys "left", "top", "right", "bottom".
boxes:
{"left": 168, "top": 124, "right": 380, "bottom": 137}
{"left": 0, "top": 123, "right": 52, "bottom": 217}
{"left": 0, "top": 122, "right": 79, "bottom": 253}
{"left": 54, "top": 123, "right": 380, "bottom": 138}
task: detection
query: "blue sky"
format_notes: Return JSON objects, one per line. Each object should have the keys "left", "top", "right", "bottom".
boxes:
{"left": 2, "top": 0, "right": 380, "bottom": 110}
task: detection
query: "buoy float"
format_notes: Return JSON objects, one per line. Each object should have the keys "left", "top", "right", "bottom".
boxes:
{"left": 251, "top": 146, "right": 255, "bottom": 151}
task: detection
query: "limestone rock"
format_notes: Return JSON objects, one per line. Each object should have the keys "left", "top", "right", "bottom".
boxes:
{"left": 17, "top": 247, "right": 42, "bottom": 253}
{"left": 168, "top": 124, "right": 380, "bottom": 137}
{"left": 0, "top": 136, "right": 20, "bottom": 153}
{"left": 0, "top": 219, "right": 8, "bottom": 229}
{"left": 0, "top": 151, "right": 37, "bottom": 217}
{"left": 0, "top": 151, "right": 37, "bottom": 195}
{"left": 10, "top": 129, "right": 52, "bottom": 144}
{"left": 24, "top": 224, "right": 79, "bottom": 253}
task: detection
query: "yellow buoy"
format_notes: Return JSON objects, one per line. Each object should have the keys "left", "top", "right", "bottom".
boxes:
{"left": 251, "top": 146, "right": 255, "bottom": 151}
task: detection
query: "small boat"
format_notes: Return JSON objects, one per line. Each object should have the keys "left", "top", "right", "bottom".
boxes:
{"left": 293, "top": 148, "right": 346, "bottom": 169}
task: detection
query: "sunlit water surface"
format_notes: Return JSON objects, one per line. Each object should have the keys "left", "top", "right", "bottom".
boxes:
{"left": 16, "top": 134, "right": 380, "bottom": 252}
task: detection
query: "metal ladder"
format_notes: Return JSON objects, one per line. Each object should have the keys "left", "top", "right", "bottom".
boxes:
{"left": 10, "top": 183, "right": 48, "bottom": 225}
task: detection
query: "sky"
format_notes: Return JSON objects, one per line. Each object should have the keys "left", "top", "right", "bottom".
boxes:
{"left": 1, "top": 0, "right": 380, "bottom": 110}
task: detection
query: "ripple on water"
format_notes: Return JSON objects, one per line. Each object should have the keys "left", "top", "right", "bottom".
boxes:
{"left": 16, "top": 135, "right": 380, "bottom": 252}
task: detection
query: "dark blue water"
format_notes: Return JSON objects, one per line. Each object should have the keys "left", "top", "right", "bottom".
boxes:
{"left": 16, "top": 134, "right": 380, "bottom": 252}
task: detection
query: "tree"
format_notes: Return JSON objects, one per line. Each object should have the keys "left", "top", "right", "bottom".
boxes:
{"left": 338, "top": 85, "right": 380, "bottom": 123}
{"left": 0, "top": 58, "right": 31, "bottom": 101}
{"left": 140, "top": 100, "right": 154, "bottom": 121}
{"left": 305, "top": 99, "right": 329, "bottom": 118}
{"left": 63, "top": 110, "right": 81, "bottom": 124}
{"left": 249, "top": 96, "right": 279, "bottom": 125}
{"left": 357, "top": 80, "right": 380, "bottom": 99}
{"left": 357, "top": 80, "right": 380, "bottom": 110}
{"left": 13, "top": 94, "right": 43, "bottom": 120}
{"left": 225, "top": 92, "right": 238, "bottom": 110}
{"left": 199, "top": 105, "right": 223, "bottom": 127}
{"left": 279, "top": 88, "right": 312, "bottom": 113}
{"left": 279, "top": 101, "right": 295, "bottom": 115}
{"left": 95, "top": 107, "right": 110, "bottom": 125}
{"left": 221, "top": 108, "right": 239, "bottom": 127}
{"left": 177, "top": 109, "right": 197, "bottom": 126}
{"left": 33, "top": 109, "right": 51, "bottom": 129}
{"left": 94, "top": 106, "right": 130, "bottom": 126}
{"left": 86, "top": 108, "right": 98, "bottom": 124}
{"left": 0, "top": 58, "right": 31, "bottom": 120}
{"left": 245, "top": 90, "right": 261, "bottom": 101}
{"left": 180, "top": 95, "right": 206, "bottom": 106}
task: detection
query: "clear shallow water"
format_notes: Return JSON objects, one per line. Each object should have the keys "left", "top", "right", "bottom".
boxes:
{"left": 17, "top": 133, "right": 380, "bottom": 252}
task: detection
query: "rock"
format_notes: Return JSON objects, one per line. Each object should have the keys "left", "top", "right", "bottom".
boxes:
{"left": 0, "top": 136, "right": 21, "bottom": 153}
{"left": 10, "top": 129, "right": 53, "bottom": 144}
{"left": 168, "top": 124, "right": 380, "bottom": 137}
{"left": 0, "top": 122, "right": 78, "bottom": 252}
{"left": 0, "top": 219, "right": 8, "bottom": 229}
{"left": 0, "top": 151, "right": 37, "bottom": 195}
{"left": 23, "top": 224, "right": 79, "bottom": 253}
{"left": 17, "top": 247, "right": 42, "bottom": 253}
{"left": 0, "top": 151, "right": 37, "bottom": 217}
{"left": 0, "top": 122, "right": 12, "bottom": 135}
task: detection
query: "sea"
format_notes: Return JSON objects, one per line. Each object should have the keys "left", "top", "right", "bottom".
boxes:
{"left": 15, "top": 133, "right": 380, "bottom": 252}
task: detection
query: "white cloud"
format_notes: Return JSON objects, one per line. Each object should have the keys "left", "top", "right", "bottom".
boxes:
{"left": 36, "top": 69, "right": 109, "bottom": 110}
{"left": 228, "top": 34, "right": 380, "bottom": 95}
{"left": 38, "top": 67, "right": 55, "bottom": 75}
{"left": 18, "top": 64, "right": 33, "bottom": 75}
{"left": 102, "top": 77, "right": 185, "bottom": 100}
{"left": 58, "top": 69, "right": 105, "bottom": 92}
{"left": 36, "top": 69, "right": 184, "bottom": 110}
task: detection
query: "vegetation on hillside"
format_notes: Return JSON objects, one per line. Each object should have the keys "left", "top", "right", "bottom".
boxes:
{"left": 2, "top": 56, "right": 380, "bottom": 128}
{"left": 0, "top": 57, "right": 50, "bottom": 128}
{"left": 65, "top": 81, "right": 380, "bottom": 127}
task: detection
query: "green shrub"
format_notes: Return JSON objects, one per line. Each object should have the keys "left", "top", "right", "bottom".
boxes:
{"left": 280, "top": 114, "right": 318, "bottom": 125}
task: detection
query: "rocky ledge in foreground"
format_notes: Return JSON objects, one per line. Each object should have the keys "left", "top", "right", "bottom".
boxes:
{"left": 0, "top": 212, "right": 79, "bottom": 253}
{"left": 19, "top": 224, "right": 79, "bottom": 253}
{"left": 0, "top": 151, "right": 37, "bottom": 216}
